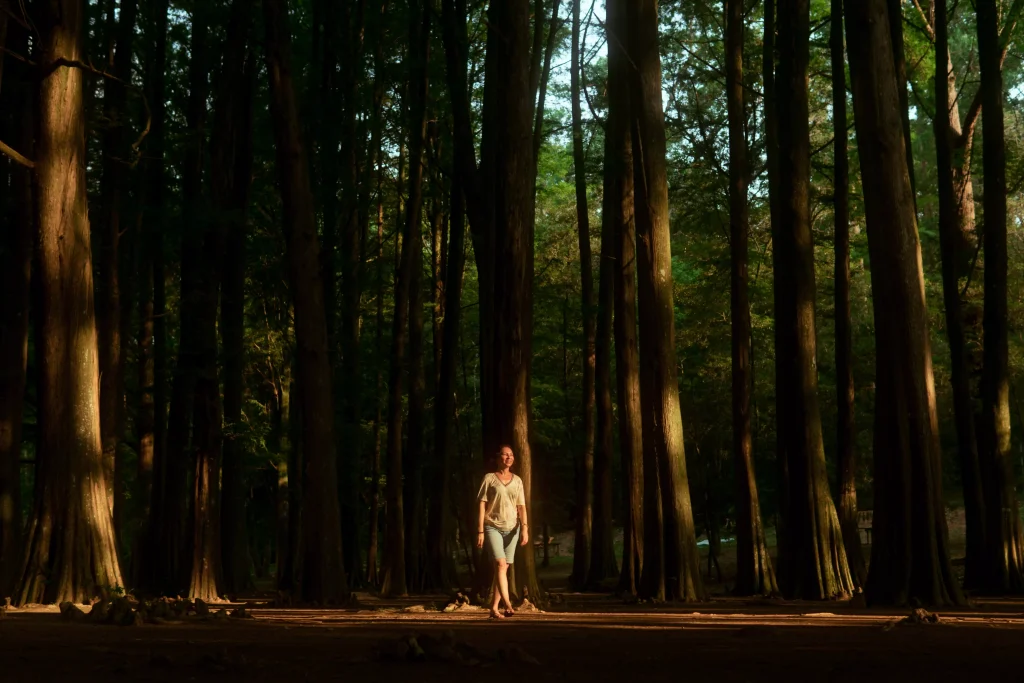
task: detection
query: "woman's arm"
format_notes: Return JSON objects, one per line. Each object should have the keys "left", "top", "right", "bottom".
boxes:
{"left": 517, "top": 505, "right": 529, "bottom": 546}
{"left": 476, "top": 500, "right": 487, "bottom": 548}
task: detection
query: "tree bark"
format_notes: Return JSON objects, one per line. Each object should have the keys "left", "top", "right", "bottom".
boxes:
{"left": 217, "top": 1, "right": 256, "bottom": 597}
{"left": 532, "top": 0, "right": 562, "bottom": 163}
{"left": 845, "top": 0, "right": 964, "bottom": 607}
{"left": 16, "top": 0, "right": 123, "bottom": 604}
{"left": 606, "top": 0, "right": 643, "bottom": 598}
{"left": 626, "top": 0, "right": 704, "bottom": 602}
{"left": 0, "top": 13, "right": 31, "bottom": 597}
{"left": 932, "top": 0, "right": 985, "bottom": 590}
{"left": 96, "top": 0, "right": 137, "bottom": 540}
{"left": 830, "top": 0, "right": 866, "bottom": 590}
{"left": 727, "top": 0, "right": 777, "bottom": 597}
{"left": 775, "top": 0, "right": 852, "bottom": 601}
{"left": 263, "top": 0, "right": 348, "bottom": 603}
{"left": 886, "top": 0, "right": 917, "bottom": 206}
{"left": 569, "top": 0, "right": 594, "bottom": 590}
{"left": 976, "top": 0, "right": 1024, "bottom": 594}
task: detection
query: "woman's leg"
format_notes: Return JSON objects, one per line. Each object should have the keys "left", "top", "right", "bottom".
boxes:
{"left": 490, "top": 563, "right": 503, "bottom": 617}
{"left": 495, "top": 559, "right": 512, "bottom": 613}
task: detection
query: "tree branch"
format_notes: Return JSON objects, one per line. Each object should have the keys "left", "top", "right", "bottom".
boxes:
{"left": 959, "top": 0, "right": 1023, "bottom": 141}
{"left": 0, "top": 138, "right": 34, "bottom": 168}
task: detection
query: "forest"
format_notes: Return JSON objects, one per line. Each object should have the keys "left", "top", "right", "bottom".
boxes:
{"left": 1, "top": 0, "right": 1024, "bottom": 617}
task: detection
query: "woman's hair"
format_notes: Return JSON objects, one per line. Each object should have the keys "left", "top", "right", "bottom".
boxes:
{"left": 496, "top": 444, "right": 513, "bottom": 456}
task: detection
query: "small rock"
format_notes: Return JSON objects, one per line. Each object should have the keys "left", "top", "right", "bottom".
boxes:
{"left": 194, "top": 598, "right": 210, "bottom": 616}
{"left": 404, "top": 635, "right": 426, "bottom": 661}
{"left": 900, "top": 607, "right": 940, "bottom": 625}
{"left": 230, "top": 607, "right": 253, "bottom": 619}
{"left": 515, "top": 598, "right": 539, "bottom": 613}
{"left": 403, "top": 604, "right": 427, "bottom": 613}
{"left": 59, "top": 601, "right": 87, "bottom": 622}
{"left": 214, "top": 608, "right": 229, "bottom": 620}
{"left": 88, "top": 599, "right": 111, "bottom": 622}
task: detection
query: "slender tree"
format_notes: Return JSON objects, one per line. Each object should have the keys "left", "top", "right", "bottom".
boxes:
{"left": 569, "top": 0, "right": 595, "bottom": 590}
{"left": 0, "top": 11, "right": 32, "bottom": 597}
{"left": 606, "top": 0, "right": 643, "bottom": 597}
{"left": 263, "top": 0, "right": 348, "bottom": 603}
{"left": 726, "top": 0, "right": 776, "bottom": 597}
{"left": 775, "top": 0, "right": 852, "bottom": 601}
{"left": 931, "top": 0, "right": 985, "bottom": 589}
{"left": 976, "top": 0, "right": 1024, "bottom": 594}
{"left": 830, "top": 0, "right": 865, "bottom": 588}
{"left": 845, "top": 0, "right": 963, "bottom": 607}
{"left": 626, "top": 0, "right": 704, "bottom": 602}
{"left": 16, "top": 0, "right": 123, "bottom": 604}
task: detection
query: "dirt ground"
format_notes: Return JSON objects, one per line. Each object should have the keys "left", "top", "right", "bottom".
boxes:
{"left": 3, "top": 593, "right": 1024, "bottom": 682}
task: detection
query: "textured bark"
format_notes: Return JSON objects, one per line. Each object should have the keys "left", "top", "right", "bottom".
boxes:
{"left": 263, "top": 0, "right": 348, "bottom": 603}
{"left": 606, "top": 0, "right": 643, "bottom": 598}
{"left": 727, "top": 0, "right": 777, "bottom": 597}
{"left": 830, "top": 0, "right": 865, "bottom": 589}
{"left": 488, "top": 0, "right": 542, "bottom": 605}
{"left": 532, "top": 0, "right": 562, "bottom": 163}
{"left": 216, "top": 1, "right": 256, "bottom": 597}
{"left": 931, "top": 0, "right": 985, "bottom": 590}
{"left": 97, "top": 0, "right": 136, "bottom": 538}
{"left": 381, "top": 0, "right": 430, "bottom": 598}
{"left": 886, "top": 0, "right": 917, "bottom": 205}
{"left": 138, "top": 0, "right": 170, "bottom": 592}
{"left": 775, "top": 0, "right": 852, "bottom": 601}
{"left": 845, "top": 0, "right": 964, "bottom": 607}
{"left": 976, "top": 0, "right": 1024, "bottom": 594}
{"left": 569, "top": 0, "right": 594, "bottom": 590}
{"left": 0, "top": 15, "right": 31, "bottom": 597}
{"left": 16, "top": 0, "right": 123, "bottom": 604}
{"left": 626, "top": 0, "right": 703, "bottom": 602}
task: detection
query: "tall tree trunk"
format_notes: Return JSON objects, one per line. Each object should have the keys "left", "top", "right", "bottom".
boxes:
{"left": 16, "top": 0, "right": 123, "bottom": 604}
{"left": 488, "top": 0, "right": 542, "bottom": 605}
{"left": 263, "top": 0, "right": 348, "bottom": 603}
{"left": 0, "top": 14, "right": 31, "bottom": 597}
{"left": 727, "top": 0, "right": 777, "bottom": 597}
{"left": 427, "top": 178, "right": 466, "bottom": 590}
{"left": 845, "top": 0, "right": 964, "bottom": 607}
{"left": 762, "top": 0, "right": 788, "bottom": 581}
{"left": 139, "top": 0, "right": 170, "bottom": 592}
{"left": 932, "top": 0, "right": 985, "bottom": 590}
{"left": 626, "top": 0, "right": 703, "bottom": 602}
{"left": 532, "top": 0, "right": 562, "bottom": 163}
{"left": 279, "top": 368, "right": 302, "bottom": 591}
{"left": 775, "top": 0, "right": 852, "bottom": 601}
{"left": 217, "top": 2, "right": 256, "bottom": 597}
{"left": 830, "top": 0, "right": 865, "bottom": 589}
{"left": 382, "top": 0, "right": 431, "bottom": 598}
{"left": 338, "top": 0, "right": 368, "bottom": 583}
{"left": 569, "top": 0, "right": 595, "bottom": 590}
{"left": 606, "top": 0, "right": 643, "bottom": 598}
{"left": 976, "top": 0, "right": 1024, "bottom": 594}
{"left": 97, "top": 0, "right": 137, "bottom": 539}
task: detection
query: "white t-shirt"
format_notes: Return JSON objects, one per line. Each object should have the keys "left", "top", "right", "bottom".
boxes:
{"left": 477, "top": 472, "right": 525, "bottom": 532}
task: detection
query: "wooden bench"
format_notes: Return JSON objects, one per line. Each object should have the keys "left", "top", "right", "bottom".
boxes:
{"left": 533, "top": 536, "right": 560, "bottom": 556}
{"left": 857, "top": 510, "right": 873, "bottom": 545}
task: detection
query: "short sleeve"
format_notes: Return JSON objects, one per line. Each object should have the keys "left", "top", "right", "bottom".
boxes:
{"left": 477, "top": 475, "right": 490, "bottom": 502}
{"left": 515, "top": 477, "right": 525, "bottom": 506}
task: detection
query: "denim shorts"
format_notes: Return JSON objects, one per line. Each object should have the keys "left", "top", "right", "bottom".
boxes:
{"left": 483, "top": 525, "right": 520, "bottom": 564}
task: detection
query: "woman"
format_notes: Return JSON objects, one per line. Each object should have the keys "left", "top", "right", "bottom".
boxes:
{"left": 476, "top": 444, "right": 529, "bottom": 619}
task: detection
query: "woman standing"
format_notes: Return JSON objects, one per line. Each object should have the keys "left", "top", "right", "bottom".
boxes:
{"left": 476, "top": 445, "right": 529, "bottom": 619}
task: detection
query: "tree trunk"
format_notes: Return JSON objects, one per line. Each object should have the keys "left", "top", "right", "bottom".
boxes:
{"left": 532, "top": 0, "right": 562, "bottom": 163}
{"left": 830, "top": 0, "right": 865, "bottom": 590}
{"left": 488, "top": 0, "right": 542, "bottom": 605}
{"left": 0, "top": 14, "right": 31, "bottom": 596}
{"left": 569, "top": 0, "right": 594, "bottom": 590}
{"left": 932, "top": 0, "right": 985, "bottom": 590}
{"left": 16, "top": 0, "right": 123, "bottom": 604}
{"left": 775, "top": 0, "right": 852, "bottom": 601}
{"left": 626, "top": 0, "right": 703, "bottom": 603}
{"left": 217, "top": 1, "right": 256, "bottom": 597}
{"left": 97, "top": 0, "right": 137, "bottom": 539}
{"left": 338, "top": 0, "right": 368, "bottom": 583}
{"left": 976, "top": 0, "right": 1024, "bottom": 594}
{"left": 763, "top": 0, "right": 789, "bottom": 581}
{"left": 606, "top": 0, "right": 643, "bottom": 598}
{"left": 727, "top": 0, "right": 777, "bottom": 597}
{"left": 263, "top": 0, "right": 348, "bottom": 603}
{"left": 845, "top": 0, "right": 964, "bottom": 607}
{"left": 886, "top": 0, "right": 916, "bottom": 206}
{"left": 138, "top": 0, "right": 170, "bottom": 592}
{"left": 381, "top": 0, "right": 431, "bottom": 598}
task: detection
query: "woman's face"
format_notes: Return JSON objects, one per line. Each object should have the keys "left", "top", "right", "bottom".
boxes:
{"left": 499, "top": 447, "right": 514, "bottom": 469}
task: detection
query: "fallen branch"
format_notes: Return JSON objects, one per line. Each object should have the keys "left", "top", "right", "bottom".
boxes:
{"left": 0, "top": 138, "right": 34, "bottom": 168}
